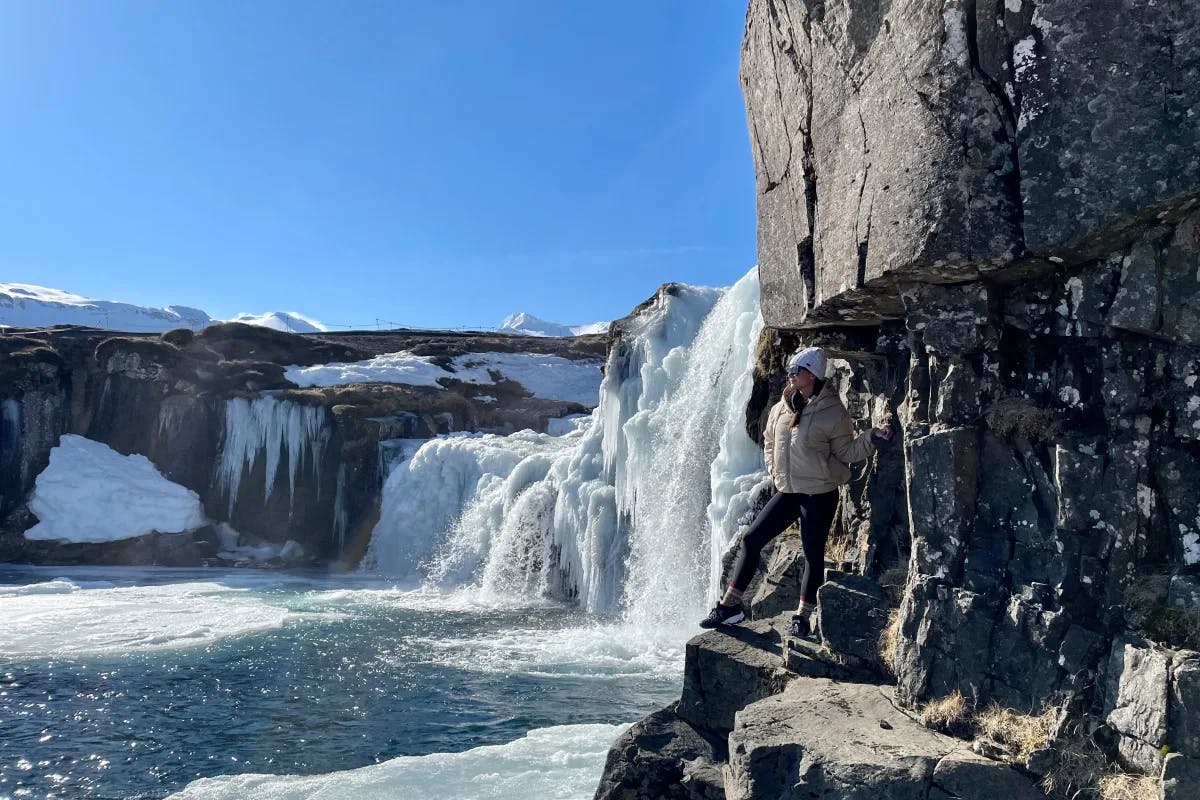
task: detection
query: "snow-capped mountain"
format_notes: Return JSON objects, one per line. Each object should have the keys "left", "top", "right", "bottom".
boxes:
{"left": 227, "top": 311, "right": 325, "bottom": 334}
{"left": 498, "top": 312, "right": 608, "bottom": 337}
{"left": 0, "top": 283, "right": 326, "bottom": 333}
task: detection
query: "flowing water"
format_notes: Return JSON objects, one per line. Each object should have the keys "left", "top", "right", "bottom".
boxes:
{"left": 1, "top": 269, "right": 766, "bottom": 799}
{"left": 0, "top": 567, "right": 679, "bottom": 800}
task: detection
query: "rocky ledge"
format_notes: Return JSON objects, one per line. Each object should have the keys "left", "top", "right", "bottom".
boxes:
{"left": 596, "top": 574, "right": 1200, "bottom": 800}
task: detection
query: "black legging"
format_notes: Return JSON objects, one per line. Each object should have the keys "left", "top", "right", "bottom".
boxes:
{"left": 728, "top": 489, "right": 839, "bottom": 603}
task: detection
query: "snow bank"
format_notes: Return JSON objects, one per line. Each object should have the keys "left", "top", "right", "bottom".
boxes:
{"left": 24, "top": 435, "right": 206, "bottom": 542}
{"left": 285, "top": 352, "right": 604, "bottom": 406}
{"left": 166, "top": 722, "right": 626, "bottom": 800}
{"left": 499, "top": 311, "right": 609, "bottom": 337}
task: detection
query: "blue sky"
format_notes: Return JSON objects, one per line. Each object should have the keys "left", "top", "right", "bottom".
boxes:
{"left": 0, "top": 2, "right": 756, "bottom": 330}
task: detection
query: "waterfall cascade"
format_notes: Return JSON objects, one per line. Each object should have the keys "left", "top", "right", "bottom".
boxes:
{"left": 215, "top": 395, "right": 331, "bottom": 517}
{"left": 363, "top": 269, "right": 766, "bottom": 624}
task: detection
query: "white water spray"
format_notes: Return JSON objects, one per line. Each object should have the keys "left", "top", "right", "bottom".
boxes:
{"left": 364, "top": 269, "right": 765, "bottom": 625}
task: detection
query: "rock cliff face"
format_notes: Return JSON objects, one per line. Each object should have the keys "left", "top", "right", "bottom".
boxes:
{"left": 0, "top": 323, "right": 605, "bottom": 566}
{"left": 597, "top": 0, "right": 1199, "bottom": 796}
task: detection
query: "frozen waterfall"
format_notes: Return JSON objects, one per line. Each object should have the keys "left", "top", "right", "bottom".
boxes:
{"left": 363, "top": 269, "right": 766, "bottom": 623}
{"left": 215, "top": 394, "right": 331, "bottom": 517}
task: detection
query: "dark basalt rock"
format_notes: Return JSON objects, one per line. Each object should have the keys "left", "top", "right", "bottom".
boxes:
{"left": 1, "top": 528, "right": 219, "bottom": 567}
{"left": 815, "top": 574, "right": 890, "bottom": 674}
{"left": 593, "top": 705, "right": 727, "bottom": 800}
{"left": 743, "top": 0, "right": 1200, "bottom": 329}
{"left": 679, "top": 618, "right": 796, "bottom": 735}
{"left": 727, "top": 679, "right": 1044, "bottom": 800}
{"left": 592, "top": 6, "right": 1200, "bottom": 800}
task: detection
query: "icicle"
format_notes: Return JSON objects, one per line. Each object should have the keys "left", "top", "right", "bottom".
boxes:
{"left": 215, "top": 395, "right": 331, "bottom": 517}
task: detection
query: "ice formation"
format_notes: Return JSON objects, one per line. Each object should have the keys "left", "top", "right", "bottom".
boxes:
{"left": 165, "top": 722, "right": 627, "bottom": 800}
{"left": 23, "top": 435, "right": 206, "bottom": 542}
{"left": 0, "top": 577, "right": 306, "bottom": 657}
{"left": 364, "top": 269, "right": 765, "bottom": 622}
{"left": 215, "top": 395, "right": 331, "bottom": 517}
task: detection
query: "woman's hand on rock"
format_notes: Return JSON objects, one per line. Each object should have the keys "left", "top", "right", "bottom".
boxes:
{"left": 872, "top": 426, "right": 893, "bottom": 441}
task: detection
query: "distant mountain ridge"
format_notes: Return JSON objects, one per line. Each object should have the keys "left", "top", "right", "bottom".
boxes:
{"left": 0, "top": 283, "right": 325, "bottom": 333}
{"left": 498, "top": 312, "right": 608, "bottom": 337}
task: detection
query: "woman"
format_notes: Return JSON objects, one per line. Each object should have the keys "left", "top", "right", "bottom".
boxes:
{"left": 699, "top": 346, "right": 892, "bottom": 637}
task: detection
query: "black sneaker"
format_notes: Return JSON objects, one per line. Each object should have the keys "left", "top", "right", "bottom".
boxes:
{"left": 788, "top": 614, "right": 812, "bottom": 639}
{"left": 699, "top": 602, "right": 745, "bottom": 629}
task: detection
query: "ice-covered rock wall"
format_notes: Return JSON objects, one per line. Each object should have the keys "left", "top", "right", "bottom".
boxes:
{"left": 364, "top": 272, "right": 766, "bottom": 621}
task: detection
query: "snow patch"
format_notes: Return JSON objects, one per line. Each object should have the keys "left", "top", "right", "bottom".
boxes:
{"left": 24, "top": 435, "right": 205, "bottom": 542}
{"left": 286, "top": 352, "right": 604, "bottom": 407}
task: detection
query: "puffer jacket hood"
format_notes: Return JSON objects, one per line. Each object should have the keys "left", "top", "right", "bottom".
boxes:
{"left": 763, "top": 383, "right": 876, "bottom": 494}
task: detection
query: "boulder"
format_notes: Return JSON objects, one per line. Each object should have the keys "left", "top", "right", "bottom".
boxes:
{"left": 726, "top": 678, "right": 1044, "bottom": 800}
{"left": 592, "top": 705, "right": 726, "bottom": 800}
{"left": 816, "top": 573, "right": 890, "bottom": 672}
{"left": 679, "top": 618, "right": 796, "bottom": 735}
{"left": 1104, "top": 635, "right": 1171, "bottom": 772}
{"left": 1162, "top": 753, "right": 1200, "bottom": 800}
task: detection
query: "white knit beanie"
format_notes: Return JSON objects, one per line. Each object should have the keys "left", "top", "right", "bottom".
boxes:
{"left": 787, "top": 347, "right": 828, "bottom": 378}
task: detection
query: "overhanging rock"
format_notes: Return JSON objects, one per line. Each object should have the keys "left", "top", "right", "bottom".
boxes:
{"left": 742, "top": 0, "right": 1200, "bottom": 328}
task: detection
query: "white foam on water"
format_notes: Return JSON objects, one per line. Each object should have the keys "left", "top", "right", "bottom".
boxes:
{"left": 0, "top": 578, "right": 326, "bottom": 658}
{"left": 290, "top": 585, "right": 684, "bottom": 681}
{"left": 405, "top": 621, "right": 686, "bottom": 681}
{"left": 165, "top": 722, "right": 627, "bottom": 800}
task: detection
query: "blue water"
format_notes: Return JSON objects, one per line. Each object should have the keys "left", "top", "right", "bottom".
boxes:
{"left": 0, "top": 566, "right": 682, "bottom": 800}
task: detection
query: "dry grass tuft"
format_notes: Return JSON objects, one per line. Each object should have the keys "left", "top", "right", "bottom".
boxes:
{"left": 976, "top": 704, "right": 1058, "bottom": 761}
{"left": 1097, "top": 773, "right": 1159, "bottom": 800}
{"left": 921, "top": 689, "right": 969, "bottom": 733}
{"left": 824, "top": 530, "right": 859, "bottom": 570}
{"left": 879, "top": 608, "right": 902, "bottom": 675}
{"left": 1123, "top": 572, "right": 1200, "bottom": 649}
{"left": 985, "top": 397, "right": 1057, "bottom": 441}
{"left": 1037, "top": 720, "right": 1108, "bottom": 798}
{"left": 1123, "top": 573, "right": 1172, "bottom": 629}
{"left": 878, "top": 564, "right": 908, "bottom": 606}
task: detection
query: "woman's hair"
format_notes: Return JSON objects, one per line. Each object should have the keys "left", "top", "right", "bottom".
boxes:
{"left": 788, "top": 377, "right": 826, "bottom": 428}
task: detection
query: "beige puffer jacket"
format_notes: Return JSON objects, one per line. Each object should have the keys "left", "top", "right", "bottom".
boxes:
{"left": 763, "top": 384, "right": 876, "bottom": 494}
